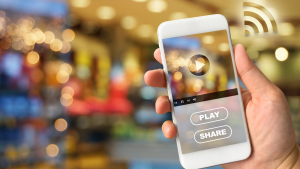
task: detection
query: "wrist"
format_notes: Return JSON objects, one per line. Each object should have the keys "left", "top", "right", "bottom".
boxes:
{"left": 277, "top": 143, "right": 300, "bottom": 169}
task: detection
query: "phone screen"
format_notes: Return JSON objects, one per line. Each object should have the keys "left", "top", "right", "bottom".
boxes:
{"left": 162, "top": 30, "right": 247, "bottom": 154}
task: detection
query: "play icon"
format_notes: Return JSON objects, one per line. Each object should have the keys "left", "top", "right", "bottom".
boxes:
{"left": 195, "top": 60, "right": 205, "bottom": 71}
{"left": 188, "top": 54, "right": 210, "bottom": 76}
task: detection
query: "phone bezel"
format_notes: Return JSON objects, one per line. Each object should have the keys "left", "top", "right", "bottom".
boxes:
{"left": 157, "top": 14, "right": 251, "bottom": 168}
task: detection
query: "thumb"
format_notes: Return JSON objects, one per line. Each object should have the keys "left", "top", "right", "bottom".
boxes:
{"left": 234, "top": 44, "right": 275, "bottom": 94}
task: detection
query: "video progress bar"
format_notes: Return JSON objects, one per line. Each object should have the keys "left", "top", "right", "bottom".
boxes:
{"left": 173, "top": 88, "right": 238, "bottom": 107}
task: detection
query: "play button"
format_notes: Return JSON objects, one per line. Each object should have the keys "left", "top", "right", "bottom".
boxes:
{"left": 188, "top": 54, "right": 210, "bottom": 76}
{"left": 195, "top": 60, "right": 205, "bottom": 71}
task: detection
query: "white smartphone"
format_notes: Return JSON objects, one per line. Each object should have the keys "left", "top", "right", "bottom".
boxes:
{"left": 157, "top": 14, "right": 251, "bottom": 168}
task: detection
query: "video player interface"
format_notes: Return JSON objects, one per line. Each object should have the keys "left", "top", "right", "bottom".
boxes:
{"left": 162, "top": 30, "right": 247, "bottom": 154}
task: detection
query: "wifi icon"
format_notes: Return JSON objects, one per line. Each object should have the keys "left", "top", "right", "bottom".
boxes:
{"left": 243, "top": 2, "right": 278, "bottom": 36}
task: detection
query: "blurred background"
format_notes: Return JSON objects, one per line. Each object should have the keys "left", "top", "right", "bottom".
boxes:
{"left": 0, "top": 0, "right": 299, "bottom": 169}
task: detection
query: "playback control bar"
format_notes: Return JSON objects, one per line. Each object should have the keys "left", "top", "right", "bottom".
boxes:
{"left": 173, "top": 88, "right": 238, "bottom": 107}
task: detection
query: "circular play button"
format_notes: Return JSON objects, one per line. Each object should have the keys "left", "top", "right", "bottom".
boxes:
{"left": 188, "top": 54, "right": 210, "bottom": 76}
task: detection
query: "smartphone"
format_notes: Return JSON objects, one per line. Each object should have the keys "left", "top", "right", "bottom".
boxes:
{"left": 157, "top": 14, "right": 251, "bottom": 168}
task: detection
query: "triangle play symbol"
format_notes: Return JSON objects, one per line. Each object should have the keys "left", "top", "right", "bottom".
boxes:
{"left": 195, "top": 60, "right": 205, "bottom": 71}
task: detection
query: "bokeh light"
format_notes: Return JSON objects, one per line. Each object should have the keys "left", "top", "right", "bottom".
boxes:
{"left": 46, "top": 144, "right": 59, "bottom": 157}
{"left": 12, "top": 40, "right": 23, "bottom": 50}
{"left": 169, "top": 12, "right": 187, "bottom": 20}
{"left": 218, "top": 43, "right": 229, "bottom": 52}
{"left": 62, "top": 29, "right": 75, "bottom": 42}
{"left": 202, "top": 35, "right": 215, "bottom": 44}
{"left": 70, "top": 0, "right": 90, "bottom": 8}
{"left": 61, "top": 86, "right": 74, "bottom": 96}
{"left": 275, "top": 47, "right": 288, "bottom": 61}
{"left": 27, "top": 51, "right": 39, "bottom": 64}
{"left": 137, "top": 24, "right": 153, "bottom": 38}
{"left": 174, "top": 72, "right": 182, "bottom": 81}
{"left": 147, "top": 0, "right": 167, "bottom": 13}
{"left": 121, "top": 16, "right": 137, "bottom": 30}
{"left": 60, "top": 93, "right": 73, "bottom": 106}
{"left": 44, "top": 31, "right": 55, "bottom": 44}
{"left": 24, "top": 33, "right": 36, "bottom": 45}
{"left": 278, "top": 23, "right": 295, "bottom": 36}
{"left": 32, "top": 28, "right": 45, "bottom": 44}
{"left": 60, "top": 41, "right": 71, "bottom": 53}
{"left": 96, "top": 6, "right": 116, "bottom": 20}
{"left": 60, "top": 63, "right": 72, "bottom": 74}
{"left": 193, "top": 84, "right": 201, "bottom": 92}
{"left": 56, "top": 70, "right": 69, "bottom": 83}
{"left": 54, "top": 118, "right": 68, "bottom": 132}
{"left": 140, "top": 86, "right": 156, "bottom": 100}
{"left": 50, "top": 39, "right": 63, "bottom": 52}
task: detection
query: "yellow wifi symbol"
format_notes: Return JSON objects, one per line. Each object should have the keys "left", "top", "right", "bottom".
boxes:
{"left": 243, "top": 2, "right": 278, "bottom": 36}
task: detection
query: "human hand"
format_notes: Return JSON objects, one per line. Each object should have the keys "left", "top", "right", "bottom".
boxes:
{"left": 144, "top": 44, "right": 300, "bottom": 169}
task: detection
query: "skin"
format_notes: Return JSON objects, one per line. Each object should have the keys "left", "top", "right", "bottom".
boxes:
{"left": 144, "top": 44, "right": 300, "bottom": 168}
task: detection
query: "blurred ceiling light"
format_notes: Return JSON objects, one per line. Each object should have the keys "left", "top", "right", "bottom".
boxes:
{"left": 50, "top": 39, "right": 63, "bottom": 52}
{"left": 60, "top": 63, "right": 72, "bottom": 74}
{"left": 97, "top": 6, "right": 116, "bottom": 20}
{"left": 174, "top": 72, "right": 182, "bottom": 81}
{"left": 275, "top": 47, "right": 288, "bottom": 61}
{"left": 44, "top": 31, "right": 55, "bottom": 44}
{"left": 71, "top": 0, "right": 90, "bottom": 8}
{"left": 202, "top": 35, "right": 214, "bottom": 44}
{"left": 218, "top": 43, "right": 229, "bottom": 52}
{"left": 54, "top": 118, "right": 68, "bottom": 132}
{"left": 62, "top": 86, "right": 74, "bottom": 96}
{"left": 46, "top": 144, "right": 59, "bottom": 157}
{"left": 147, "top": 0, "right": 167, "bottom": 13}
{"left": 62, "top": 29, "right": 75, "bottom": 42}
{"left": 56, "top": 70, "right": 69, "bottom": 83}
{"left": 60, "top": 41, "right": 71, "bottom": 53}
{"left": 121, "top": 16, "right": 137, "bottom": 30}
{"left": 27, "top": 51, "right": 39, "bottom": 64}
{"left": 278, "top": 23, "right": 295, "bottom": 36}
{"left": 169, "top": 12, "right": 187, "bottom": 20}
{"left": 246, "top": 46, "right": 259, "bottom": 60}
{"left": 137, "top": 24, "right": 154, "bottom": 38}
{"left": 133, "top": 0, "right": 147, "bottom": 2}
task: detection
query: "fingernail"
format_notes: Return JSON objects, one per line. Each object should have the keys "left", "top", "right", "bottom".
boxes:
{"left": 162, "top": 97, "right": 169, "bottom": 103}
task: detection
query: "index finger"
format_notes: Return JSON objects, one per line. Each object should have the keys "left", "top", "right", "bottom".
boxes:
{"left": 154, "top": 48, "right": 162, "bottom": 64}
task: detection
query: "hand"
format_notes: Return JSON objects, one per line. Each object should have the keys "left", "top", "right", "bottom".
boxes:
{"left": 144, "top": 44, "right": 300, "bottom": 169}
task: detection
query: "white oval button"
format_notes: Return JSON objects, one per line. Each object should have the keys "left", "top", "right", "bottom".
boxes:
{"left": 190, "top": 107, "right": 228, "bottom": 125}
{"left": 194, "top": 125, "right": 232, "bottom": 144}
